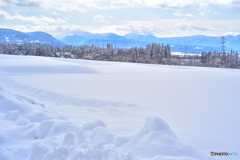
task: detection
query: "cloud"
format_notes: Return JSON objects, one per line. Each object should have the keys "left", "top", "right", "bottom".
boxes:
{"left": 174, "top": 12, "right": 183, "bottom": 16}
{"left": 177, "top": 23, "right": 214, "bottom": 31}
{"left": 214, "top": 12, "right": 220, "bottom": 14}
{"left": 210, "top": 0, "right": 240, "bottom": 8}
{"left": 51, "top": 12, "right": 58, "bottom": 15}
{"left": 85, "top": 18, "right": 240, "bottom": 37}
{"left": 0, "top": 9, "right": 66, "bottom": 24}
{"left": 94, "top": 15, "right": 104, "bottom": 23}
{"left": 1, "top": 17, "right": 240, "bottom": 39}
{"left": 200, "top": 12, "right": 205, "bottom": 16}
{"left": 186, "top": 13, "right": 193, "bottom": 17}
{"left": 174, "top": 12, "right": 194, "bottom": 17}
{"left": 40, "top": 16, "right": 66, "bottom": 24}
{"left": 0, "top": 8, "right": 10, "bottom": 19}
{"left": 1, "top": 0, "right": 40, "bottom": 7}
{"left": 224, "top": 31, "right": 240, "bottom": 36}
{"left": 154, "top": 0, "right": 195, "bottom": 9}
{"left": 1, "top": 0, "right": 240, "bottom": 12}
{"left": 0, "top": 24, "right": 86, "bottom": 39}
{"left": 191, "top": 25, "right": 213, "bottom": 31}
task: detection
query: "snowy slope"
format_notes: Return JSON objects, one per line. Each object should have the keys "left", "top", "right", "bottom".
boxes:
{"left": 0, "top": 55, "right": 240, "bottom": 160}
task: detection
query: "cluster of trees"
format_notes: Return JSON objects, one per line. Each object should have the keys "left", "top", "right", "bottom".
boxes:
{"left": 0, "top": 42, "right": 171, "bottom": 63}
{"left": 0, "top": 42, "right": 239, "bottom": 69}
{"left": 201, "top": 50, "right": 239, "bottom": 68}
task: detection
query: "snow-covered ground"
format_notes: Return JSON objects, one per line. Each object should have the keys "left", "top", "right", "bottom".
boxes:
{"left": 171, "top": 52, "right": 200, "bottom": 56}
{"left": 0, "top": 54, "right": 239, "bottom": 160}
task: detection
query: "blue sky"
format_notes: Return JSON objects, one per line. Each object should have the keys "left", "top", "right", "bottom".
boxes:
{"left": 0, "top": 0, "right": 240, "bottom": 39}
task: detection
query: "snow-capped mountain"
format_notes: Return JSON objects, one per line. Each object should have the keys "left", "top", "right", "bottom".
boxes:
{"left": 0, "top": 28, "right": 65, "bottom": 46}
{"left": 124, "top": 32, "right": 159, "bottom": 43}
{"left": 1, "top": 28, "right": 239, "bottom": 52}
{"left": 61, "top": 35, "right": 86, "bottom": 46}
{"left": 61, "top": 32, "right": 127, "bottom": 46}
{"left": 62, "top": 32, "right": 240, "bottom": 52}
{"left": 124, "top": 34, "right": 240, "bottom": 51}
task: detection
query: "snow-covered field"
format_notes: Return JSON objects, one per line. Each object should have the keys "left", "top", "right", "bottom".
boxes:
{"left": 0, "top": 54, "right": 239, "bottom": 160}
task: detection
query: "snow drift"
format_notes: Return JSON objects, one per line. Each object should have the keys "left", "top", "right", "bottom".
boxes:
{"left": 0, "top": 86, "right": 202, "bottom": 160}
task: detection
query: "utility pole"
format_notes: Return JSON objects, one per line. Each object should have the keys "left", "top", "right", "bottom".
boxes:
{"left": 220, "top": 36, "right": 226, "bottom": 53}
{"left": 185, "top": 46, "right": 188, "bottom": 57}
{"left": 171, "top": 45, "right": 174, "bottom": 53}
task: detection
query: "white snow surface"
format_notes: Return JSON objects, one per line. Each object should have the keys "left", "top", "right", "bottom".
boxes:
{"left": 0, "top": 54, "right": 240, "bottom": 160}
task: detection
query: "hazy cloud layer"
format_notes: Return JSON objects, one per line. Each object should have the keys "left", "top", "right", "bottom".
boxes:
{"left": 0, "top": 0, "right": 239, "bottom": 38}
{"left": 0, "top": 9, "right": 66, "bottom": 24}
{"left": 1, "top": 0, "right": 240, "bottom": 11}
{"left": 1, "top": 18, "right": 239, "bottom": 39}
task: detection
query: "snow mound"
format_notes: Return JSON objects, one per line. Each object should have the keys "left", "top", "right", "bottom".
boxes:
{"left": 5, "top": 110, "right": 20, "bottom": 121}
{"left": 140, "top": 117, "right": 177, "bottom": 135}
{"left": 0, "top": 87, "right": 137, "bottom": 160}
{"left": 34, "top": 120, "right": 76, "bottom": 139}
{"left": 0, "top": 87, "right": 204, "bottom": 160}
{"left": 122, "top": 117, "right": 202, "bottom": 159}
{"left": 0, "top": 93, "right": 31, "bottom": 114}
{"left": 82, "top": 120, "right": 106, "bottom": 131}
{"left": 90, "top": 126, "right": 115, "bottom": 147}
{"left": 16, "top": 117, "right": 31, "bottom": 126}
{"left": 62, "top": 132, "right": 75, "bottom": 146}
{"left": 15, "top": 94, "right": 45, "bottom": 108}
{"left": 0, "top": 91, "right": 51, "bottom": 124}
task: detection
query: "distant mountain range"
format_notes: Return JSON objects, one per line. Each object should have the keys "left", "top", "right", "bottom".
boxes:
{"left": 62, "top": 32, "right": 240, "bottom": 52}
{"left": 0, "top": 28, "right": 239, "bottom": 52}
{"left": 0, "top": 28, "right": 65, "bottom": 46}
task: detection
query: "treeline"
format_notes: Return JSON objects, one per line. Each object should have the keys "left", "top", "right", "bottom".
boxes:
{"left": 0, "top": 42, "right": 171, "bottom": 63}
{"left": 201, "top": 50, "right": 239, "bottom": 68}
{"left": 0, "top": 42, "right": 239, "bottom": 69}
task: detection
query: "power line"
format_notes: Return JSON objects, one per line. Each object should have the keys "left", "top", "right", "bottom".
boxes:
{"left": 220, "top": 36, "right": 226, "bottom": 52}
